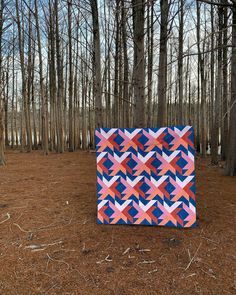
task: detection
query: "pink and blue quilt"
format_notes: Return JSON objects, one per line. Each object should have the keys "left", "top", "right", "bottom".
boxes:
{"left": 95, "top": 126, "right": 196, "bottom": 228}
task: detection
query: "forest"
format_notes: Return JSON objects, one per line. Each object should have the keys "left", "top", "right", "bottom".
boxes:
{"left": 0, "top": 1, "right": 236, "bottom": 294}
{"left": 0, "top": 0, "right": 235, "bottom": 175}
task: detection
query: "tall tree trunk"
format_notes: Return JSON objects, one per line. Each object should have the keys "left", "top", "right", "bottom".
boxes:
{"left": 132, "top": 0, "right": 145, "bottom": 128}
{"left": 225, "top": 5, "right": 236, "bottom": 175}
{"left": 221, "top": 2, "right": 228, "bottom": 160}
{"left": 68, "top": 0, "right": 74, "bottom": 151}
{"left": 35, "top": 0, "right": 49, "bottom": 155}
{"left": 114, "top": 0, "right": 120, "bottom": 127}
{"left": 74, "top": 14, "right": 80, "bottom": 149}
{"left": 11, "top": 41, "right": 15, "bottom": 148}
{"left": 210, "top": 5, "right": 215, "bottom": 155}
{"left": 197, "top": 1, "right": 206, "bottom": 157}
{"left": 55, "top": 0, "right": 64, "bottom": 153}
{"left": 4, "top": 58, "right": 9, "bottom": 146}
{"left": 48, "top": 0, "right": 56, "bottom": 151}
{"left": 211, "top": 6, "right": 223, "bottom": 164}
{"left": 0, "top": 0, "right": 5, "bottom": 165}
{"left": 147, "top": 1, "right": 154, "bottom": 127}
{"left": 121, "top": 0, "right": 129, "bottom": 127}
{"left": 157, "top": 0, "right": 169, "bottom": 127}
{"left": 178, "top": 0, "right": 184, "bottom": 124}
{"left": 90, "top": 0, "right": 102, "bottom": 129}
{"left": 16, "top": 0, "right": 32, "bottom": 152}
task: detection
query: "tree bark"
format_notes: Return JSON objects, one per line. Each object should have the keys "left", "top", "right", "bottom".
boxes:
{"left": 221, "top": 1, "right": 228, "bottom": 160}
{"left": 67, "top": 0, "right": 74, "bottom": 151}
{"left": 225, "top": 5, "right": 236, "bottom": 175}
{"left": 211, "top": 6, "right": 223, "bottom": 164}
{"left": 157, "top": 0, "right": 169, "bottom": 127}
{"left": 147, "top": 2, "right": 154, "bottom": 127}
{"left": 132, "top": 0, "right": 145, "bottom": 128}
{"left": 178, "top": 0, "right": 184, "bottom": 125}
{"left": 16, "top": 0, "right": 32, "bottom": 152}
{"left": 0, "top": 0, "right": 5, "bottom": 165}
{"left": 90, "top": 0, "right": 103, "bottom": 129}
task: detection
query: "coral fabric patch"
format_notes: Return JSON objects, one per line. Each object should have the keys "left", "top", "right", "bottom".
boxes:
{"left": 95, "top": 127, "right": 196, "bottom": 228}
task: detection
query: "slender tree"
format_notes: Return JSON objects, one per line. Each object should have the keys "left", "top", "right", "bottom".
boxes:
{"left": 132, "top": 0, "right": 145, "bottom": 128}
{"left": 225, "top": 1, "right": 236, "bottom": 175}
{"left": 211, "top": 6, "right": 223, "bottom": 164}
{"left": 0, "top": 0, "right": 5, "bottom": 165}
{"left": 157, "top": 0, "right": 169, "bottom": 127}
{"left": 90, "top": 0, "right": 102, "bottom": 129}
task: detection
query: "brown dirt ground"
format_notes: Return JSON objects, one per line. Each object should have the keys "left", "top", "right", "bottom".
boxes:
{"left": 0, "top": 150, "right": 235, "bottom": 295}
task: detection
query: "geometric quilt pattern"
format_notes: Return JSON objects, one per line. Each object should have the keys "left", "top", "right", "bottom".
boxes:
{"left": 95, "top": 126, "right": 196, "bottom": 228}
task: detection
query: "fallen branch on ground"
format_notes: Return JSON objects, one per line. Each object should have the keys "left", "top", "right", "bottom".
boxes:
{"left": 0, "top": 213, "right": 10, "bottom": 224}
{"left": 46, "top": 253, "right": 70, "bottom": 270}
{"left": 122, "top": 247, "right": 130, "bottom": 255}
{"left": 25, "top": 240, "right": 63, "bottom": 252}
{"left": 185, "top": 242, "right": 202, "bottom": 271}
{"left": 138, "top": 260, "right": 155, "bottom": 265}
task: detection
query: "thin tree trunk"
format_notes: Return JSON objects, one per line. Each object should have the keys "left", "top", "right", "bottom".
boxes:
{"left": 132, "top": 0, "right": 145, "bottom": 128}
{"left": 197, "top": 1, "right": 206, "bottom": 157}
{"left": 16, "top": 0, "right": 32, "bottom": 152}
{"left": 147, "top": 2, "right": 154, "bottom": 127}
{"left": 67, "top": 0, "right": 74, "bottom": 151}
{"left": 221, "top": 2, "right": 228, "bottom": 160}
{"left": 225, "top": 5, "right": 236, "bottom": 175}
{"left": 90, "top": 0, "right": 102, "bottom": 129}
{"left": 35, "top": 0, "right": 49, "bottom": 154}
{"left": 55, "top": 0, "right": 64, "bottom": 153}
{"left": 178, "top": 0, "right": 184, "bottom": 124}
{"left": 157, "top": 0, "right": 169, "bottom": 127}
{"left": 211, "top": 6, "right": 223, "bottom": 164}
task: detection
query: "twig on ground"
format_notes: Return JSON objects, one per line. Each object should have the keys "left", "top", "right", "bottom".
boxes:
{"left": 105, "top": 233, "right": 114, "bottom": 250}
{"left": 13, "top": 222, "right": 31, "bottom": 233}
{"left": 201, "top": 236, "right": 219, "bottom": 244}
{"left": 45, "top": 283, "right": 58, "bottom": 293}
{"left": 105, "top": 255, "right": 112, "bottom": 262}
{"left": 122, "top": 247, "right": 130, "bottom": 255}
{"left": 139, "top": 249, "right": 151, "bottom": 253}
{"left": 13, "top": 217, "right": 73, "bottom": 234}
{"left": 181, "top": 273, "right": 196, "bottom": 279}
{"left": 148, "top": 269, "right": 158, "bottom": 274}
{"left": 72, "top": 268, "right": 88, "bottom": 282}
{"left": 25, "top": 240, "right": 63, "bottom": 251}
{"left": 187, "top": 249, "right": 191, "bottom": 261}
{"left": 46, "top": 253, "right": 70, "bottom": 270}
{"left": 15, "top": 213, "right": 23, "bottom": 222}
{"left": 36, "top": 218, "right": 73, "bottom": 231}
{"left": 201, "top": 268, "right": 217, "bottom": 279}
{"left": 138, "top": 260, "right": 155, "bottom": 265}
{"left": 207, "top": 247, "right": 217, "bottom": 252}
{"left": 96, "top": 255, "right": 112, "bottom": 264}
{"left": 185, "top": 242, "right": 202, "bottom": 271}
{"left": 0, "top": 213, "right": 10, "bottom": 224}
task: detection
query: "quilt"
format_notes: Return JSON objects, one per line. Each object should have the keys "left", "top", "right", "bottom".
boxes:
{"left": 95, "top": 126, "right": 196, "bottom": 228}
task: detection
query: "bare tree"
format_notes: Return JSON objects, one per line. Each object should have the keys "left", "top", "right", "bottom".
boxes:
{"left": 178, "top": 0, "right": 184, "bottom": 124}
{"left": 16, "top": 0, "right": 32, "bottom": 152}
{"left": 225, "top": 1, "right": 236, "bottom": 175}
{"left": 132, "top": 0, "right": 145, "bottom": 128}
{"left": 0, "top": 0, "right": 5, "bottom": 165}
{"left": 157, "top": 0, "right": 169, "bottom": 127}
{"left": 147, "top": 1, "right": 154, "bottom": 127}
{"left": 211, "top": 5, "right": 223, "bottom": 164}
{"left": 90, "top": 0, "right": 102, "bottom": 129}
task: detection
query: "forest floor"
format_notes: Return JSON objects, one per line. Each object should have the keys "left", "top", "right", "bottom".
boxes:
{"left": 0, "top": 151, "right": 235, "bottom": 295}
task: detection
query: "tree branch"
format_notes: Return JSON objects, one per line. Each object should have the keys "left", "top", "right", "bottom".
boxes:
{"left": 197, "top": 0, "right": 234, "bottom": 7}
